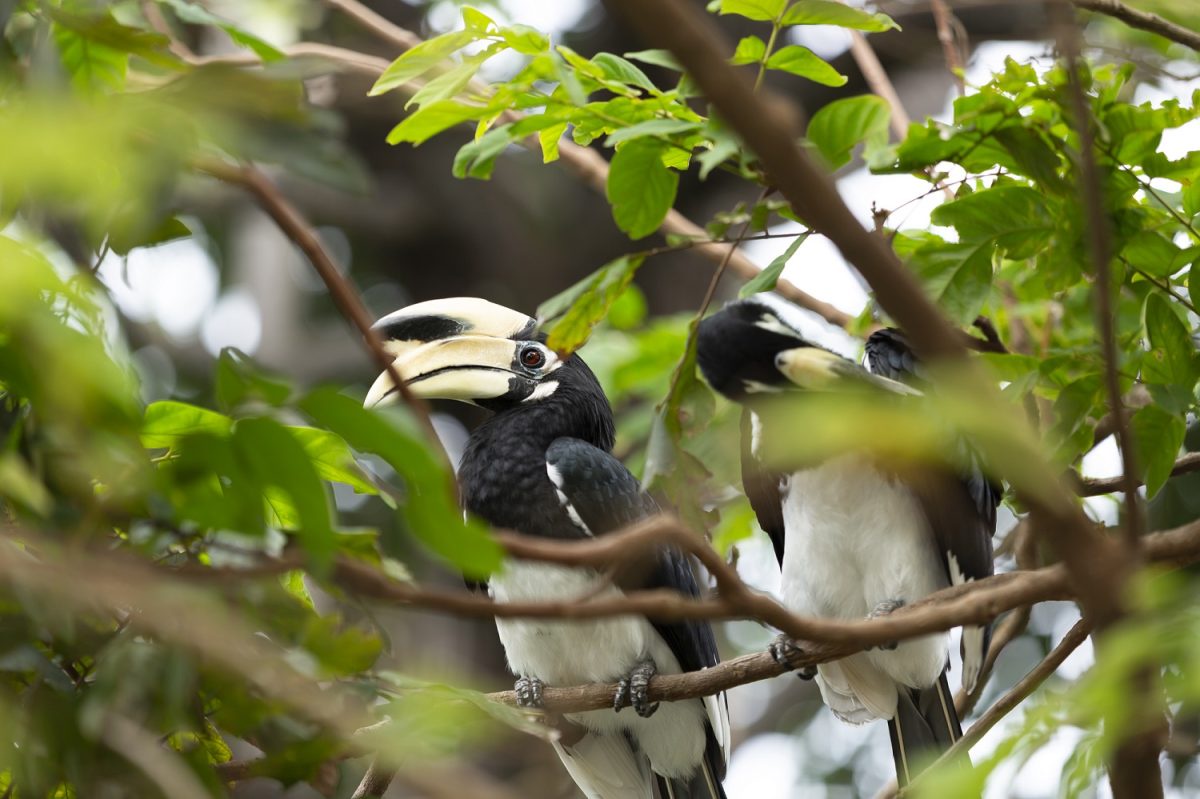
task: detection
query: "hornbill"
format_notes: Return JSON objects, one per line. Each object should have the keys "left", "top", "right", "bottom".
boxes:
{"left": 695, "top": 293, "right": 999, "bottom": 786}
{"left": 365, "top": 297, "right": 729, "bottom": 799}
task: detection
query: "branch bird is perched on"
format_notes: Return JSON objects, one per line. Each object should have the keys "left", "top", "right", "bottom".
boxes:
{"left": 696, "top": 293, "right": 999, "bottom": 788}
{"left": 365, "top": 298, "right": 729, "bottom": 799}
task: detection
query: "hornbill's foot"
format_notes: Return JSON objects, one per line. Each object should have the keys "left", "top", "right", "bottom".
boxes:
{"left": 613, "top": 658, "right": 659, "bottom": 718}
{"left": 867, "top": 598, "right": 907, "bottom": 650}
{"left": 769, "top": 634, "right": 816, "bottom": 679}
{"left": 514, "top": 675, "right": 545, "bottom": 709}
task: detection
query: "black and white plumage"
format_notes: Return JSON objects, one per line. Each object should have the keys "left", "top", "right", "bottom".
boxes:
{"left": 696, "top": 293, "right": 999, "bottom": 786}
{"left": 367, "top": 297, "right": 729, "bottom": 799}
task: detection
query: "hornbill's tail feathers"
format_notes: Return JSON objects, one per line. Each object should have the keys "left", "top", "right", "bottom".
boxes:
{"left": 887, "top": 672, "right": 967, "bottom": 787}
{"left": 553, "top": 735, "right": 653, "bottom": 799}
{"left": 654, "top": 759, "right": 727, "bottom": 799}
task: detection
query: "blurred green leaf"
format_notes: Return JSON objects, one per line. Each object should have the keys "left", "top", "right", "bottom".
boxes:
{"left": 370, "top": 30, "right": 481, "bottom": 96}
{"left": 285, "top": 426, "right": 377, "bottom": 494}
{"left": 543, "top": 255, "right": 646, "bottom": 354}
{"left": 1132, "top": 404, "right": 1186, "bottom": 498}
{"left": 606, "top": 138, "right": 679, "bottom": 239}
{"left": 233, "top": 417, "right": 336, "bottom": 570}
{"left": 731, "top": 36, "right": 766, "bottom": 66}
{"left": 142, "top": 401, "right": 232, "bottom": 448}
{"left": 215, "top": 348, "right": 292, "bottom": 412}
{"left": 299, "top": 389, "right": 502, "bottom": 579}
{"left": 159, "top": 0, "right": 284, "bottom": 62}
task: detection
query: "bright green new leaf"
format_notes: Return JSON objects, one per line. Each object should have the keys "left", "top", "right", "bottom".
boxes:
{"left": 605, "top": 119, "right": 703, "bottom": 146}
{"left": 299, "top": 389, "right": 503, "bottom": 579}
{"left": 625, "top": 49, "right": 683, "bottom": 71}
{"left": 592, "top": 53, "right": 657, "bottom": 93}
{"left": 159, "top": 0, "right": 284, "bottom": 61}
{"left": 48, "top": 8, "right": 181, "bottom": 72}
{"left": 806, "top": 95, "right": 890, "bottom": 169}
{"left": 740, "top": 233, "right": 808, "bottom": 297}
{"left": 462, "top": 7, "right": 496, "bottom": 32}
{"left": 285, "top": 427, "right": 377, "bottom": 494}
{"left": 453, "top": 125, "right": 516, "bottom": 179}
{"left": 142, "top": 401, "right": 233, "bottom": 448}
{"left": 52, "top": 22, "right": 128, "bottom": 92}
{"left": 719, "top": 0, "right": 786, "bottom": 22}
{"left": 370, "top": 30, "right": 480, "bottom": 96}
{"left": 606, "top": 139, "right": 679, "bottom": 239}
{"left": 544, "top": 256, "right": 647, "bottom": 354}
{"left": 1132, "top": 405, "right": 1186, "bottom": 498}
{"left": 765, "top": 46, "right": 847, "bottom": 87}
{"left": 501, "top": 24, "right": 549, "bottom": 54}
{"left": 731, "top": 36, "right": 766, "bottom": 66}
{"left": 233, "top": 417, "right": 336, "bottom": 570}
{"left": 387, "top": 100, "right": 492, "bottom": 145}
{"left": 781, "top": 1, "right": 899, "bottom": 31}
{"left": 406, "top": 56, "right": 487, "bottom": 110}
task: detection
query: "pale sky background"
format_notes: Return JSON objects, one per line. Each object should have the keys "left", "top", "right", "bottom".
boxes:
{"left": 79, "top": 1, "right": 1200, "bottom": 796}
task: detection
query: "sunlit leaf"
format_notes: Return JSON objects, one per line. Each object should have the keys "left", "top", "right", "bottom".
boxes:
{"left": 543, "top": 255, "right": 647, "bottom": 354}
{"left": 806, "top": 95, "right": 890, "bottom": 169}
{"left": 765, "top": 46, "right": 847, "bottom": 87}
{"left": 739, "top": 233, "right": 807, "bottom": 297}
{"left": 159, "top": 0, "right": 284, "bottom": 61}
{"left": 142, "top": 401, "right": 232, "bottom": 448}
{"left": 719, "top": 0, "right": 786, "bottom": 22}
{"left": 370, "top": 30, "right": 480, "bottom": 96}
{"left": 781, "top": 1, "right": 899, "bottom": 31}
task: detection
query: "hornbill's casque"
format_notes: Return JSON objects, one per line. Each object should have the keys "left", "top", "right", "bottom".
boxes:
{"left": 695, "top": 293, "right": 999, "bottom": 786}
{"left": 365, "top": 298, "right": 729, "bottom": 799}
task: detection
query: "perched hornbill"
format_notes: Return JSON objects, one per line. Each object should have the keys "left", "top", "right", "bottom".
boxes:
{"left": 365, "top": 298, "right": 729, "bottom": 799}
{"left": 695, "top": 293, "right": 998, "bottom": 786}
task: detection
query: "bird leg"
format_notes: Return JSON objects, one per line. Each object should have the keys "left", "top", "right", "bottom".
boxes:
{"left": 867, "top": 598, "right": 907, "bottom": 650}
{"left": 769, "top": 634, "right": 816, "bottom": 680}
{"left": 514, "top": 675, "right": 545, "bottom": 709}
{"left": 613, "top": 658, "right": 659, "bottom": 718}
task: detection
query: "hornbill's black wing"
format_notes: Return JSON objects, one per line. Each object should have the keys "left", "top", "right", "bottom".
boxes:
{"left": 740, "top": 409, "right": 786, "bottom": 566}
{"left": 865, "top": 328, "right": 1000, "bottom": 689}
{"left": 545, "top": 437, "right": 729, "bottom": 783}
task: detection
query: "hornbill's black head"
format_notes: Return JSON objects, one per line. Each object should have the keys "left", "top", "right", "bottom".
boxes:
{"left": 364, "top": 297, "right": 613, "bottom": 447}
{"left": 696, "top": 294, "right": 916, "bottom": 403}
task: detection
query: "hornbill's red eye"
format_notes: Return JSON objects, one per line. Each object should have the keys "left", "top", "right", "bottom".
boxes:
{"left": 520, "top": 347, "right": 545, "bottom": 368}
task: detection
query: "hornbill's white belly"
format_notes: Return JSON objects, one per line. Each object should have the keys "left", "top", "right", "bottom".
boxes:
{"left": 490, "top": 561, "right": 711, "bottom": 779}
{"left": 779, "top": 454, "right": 949, "bottom": 722}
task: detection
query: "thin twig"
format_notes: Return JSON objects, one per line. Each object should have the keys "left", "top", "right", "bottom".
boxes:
{"left": 1072, "top": 0, "right": 1200, "bottom": 52}
{"left": 929, "top": 0, "right": 966, "bottom": 94}
{"left": 908, "top": 618, "right": 1094, "bottom": 793}
{"left": 191, "top": 157, "right": 442, "bottom": 449}
{"left": 1057, "top": 7, "right": 1144, "bottom": 550}
{"left": 322, "top": 0, "right": 420, "bottom": 50}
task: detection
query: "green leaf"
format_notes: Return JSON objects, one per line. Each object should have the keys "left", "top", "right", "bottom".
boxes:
{"left": 214, "top": 348, "right": 292, "bottom": 412}
{"left": 501, "top": 24, "right": 549, "bottom": 55}
{"left": 48, "top": 8, "right": 181, "bottom": 72}
{"left": 452, "top": 125, "right": 516, "bottom": 179}
{"left": 233, "top": 418, "right": 336, "bottom": 570}
{"left": 142, "top": 401, "right": 232, "bottom": 448}
{"left": 299, "top": 389, "right": 503, "bottom": 579}
{"left": 909, "top": 239, "right": 995, "bottom": 324}
{"left": 740, "top": 233, "right": 807, "bottom": 297}
{"left": 0, "top": 455, "right": 52, "bottom": 516}
{"left": 781, "top": 1, "right": 899, "bottom": 31}
{"left": 719, "top": 0, "right": 787, "bottom": 22}
{"left": 386, "top": 100, "right": 492, "bottom": 146}
{"left": 806, "top": 95, "right": 890, "bottom": 169}
{"left": 765, "top": 46, "right": 847, "bottom": 87}
{"left": 406, "top": 56, "right": 486, "bottom": 110}
{"left": 931, "top": 185, "right": 1054, "bottom": 259}
{"left": 591, "top": 53, "right": 657, "bottom": 93}
{"left": 604, "top": 119, "right": 703, "bottom": 146}
{"left": 1132, "top": 405, "right": 1186, "bottom": 498}
{"left": 462, "top": 7, "right": 496, "bottom": 32}
{"left": 624, "top": 49, "right": 682, "bottom": 71}
{"left": 52, "top": 22, "right": 128, "bottom": 92}
{"left": 1190, "top": 261, "right": 1200, "bottom": 313}
{"left": 370, "top": 30, "right": 480, "bottom": 96}
{"left": 285, "top": 427, "right": 377, "bottom": 494}
{"left": 606, "top": 139, "right": 679, "bottom": 240}
{"left": 544, "top": 256, "right": 647, "bottom": 354}
{"left": 159, "top": 0, "right": 284, "bottom": 62}
{"left": 538, "top": 122, "right": 568, "bottom": 163}
{"left": 1143, "top": 292, "right": 1196, "bottom": 387}
{"left": 106, "top": 215, "right": 191, "bottom": 256}
{"left": 731, "top": 36, "right": 766, "bottom": 66}
{"left": 1121, "top": 231, "right": 1180, "bottom": 279}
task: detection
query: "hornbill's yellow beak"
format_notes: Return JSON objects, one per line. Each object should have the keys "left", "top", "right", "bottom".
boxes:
{"left": 364, "top": 297, "right": 562, "bottom": 408}
{"left": 775, "top": 347, "right": 921, "bottom": 395}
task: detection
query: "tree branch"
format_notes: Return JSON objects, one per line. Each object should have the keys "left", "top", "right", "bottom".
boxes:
{"left": 191, "top": 157, "right": 443, "bottom": 450}
{"left": 1072, "top": 0, "right": 1200, "bottom": 52}
{"left": 1076, "top": 452, "right": 1200, "bottom": 497}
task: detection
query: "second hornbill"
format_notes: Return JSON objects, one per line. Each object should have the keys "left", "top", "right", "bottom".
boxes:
{"left": 365, "top": 297, "right": 728, "bottom": 799}
{"left": 696, "top": 293, "right": 998, "bottom": 786}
